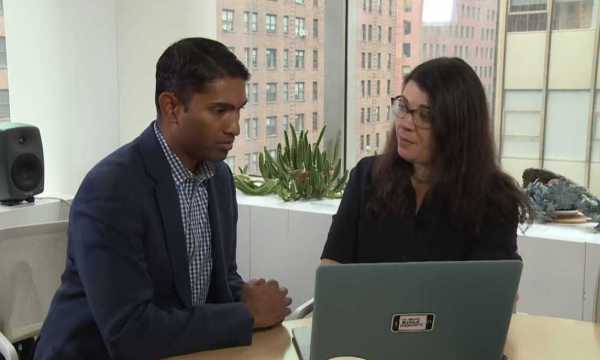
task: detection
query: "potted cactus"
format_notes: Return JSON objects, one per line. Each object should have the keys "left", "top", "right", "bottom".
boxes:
{"left": 234, "top": 125, "right": 348, "bottom": 201}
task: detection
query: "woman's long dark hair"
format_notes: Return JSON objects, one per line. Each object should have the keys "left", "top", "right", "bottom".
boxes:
{"left": 370, "top": 57, "right": 532, "bottom": 233}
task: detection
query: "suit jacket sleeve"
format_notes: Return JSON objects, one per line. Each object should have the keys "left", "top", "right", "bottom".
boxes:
{"left": 70, "top": 165, "right": 253, "bottom": 360}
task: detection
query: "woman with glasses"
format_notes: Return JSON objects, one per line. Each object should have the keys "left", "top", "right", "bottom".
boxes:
{"left": 321, "top": 57, "right": 532, "bottom": 264}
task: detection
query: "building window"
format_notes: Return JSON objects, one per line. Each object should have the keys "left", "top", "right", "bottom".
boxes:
{"left": 250, "top": 152, "right": 258, "bottom": 174}
{"left": 295, "top": 82, "right": 305, "bottom": 101}
{"left": 295, "top": 49, "right": 305, "bottom": 68}
{"left": 367, "top": 80, "right": 371, "bottom": 97}
{"left": 296, "top": 0, "right": 305, "bottom": 3}
{"left": 361, "top": 108, "right": 365, "bottom": 123}
{"left": 266, "top": 14, "right": 277, "bottom": 33}
{"left": 283, "top": 49, "right": 290, "bottom": 68}
{"left": 283, "top": 82, "right": 290, "bottom": 101}
{"left": 552, "top": 0, "right": 594, "bottom": 30}
{"left": 366, "top": 134, "right": 371, "bottom": 149}
{"left": 244, "top": 11, "right": 250, "bottom": 32}
{"left": 252, "top": 83, "right": 259, "bottom": 103}
{"left": 250, "top": 12, "right": 258, "bottom": 32}
{"left": 361, "top": 52, "right": 365, "bottom": 69}
{"left": 387, "top": 53, "right": 392, "bottom": 69}
{"left": 361, "top": 80, "right": 365, "bottom": 97}
{"left": 367, "top": 107, "right": 371, "bottom": 122}
{"left": 508, "top": 0, "right": 548, "bottom": 32}
{"left": 251, "top": 48, "right": 258, "bottom": 67}
{"left": 295, "top": 17, "right": 306, "bottom": 37}
{"left": 313, "top": 18, "right": 319, "bottom": 38}
{"left": 312, "top": 112, "right": 318, "bottom": 130}
{"left": 266, "top": 48, "right": 277, "bottom": 69}
{"left": 387, "top": 79, "right": 391, "bottom": 95}
{"left": 283, "top": 16, "right": 289, "bottom": 33}
{"left": 251, "top": 118, "right": 258, "bottom": 139}
{"left": 266, "top": 82, "right": 277, "bottom": 102}
{"left": 313, "top": 49, "right": 318, "bottom": 70}
{"left": 378, "top": 25, "right": 382, "bottom": 42}
{"left": 389, "top": 0, "right": 394, "bottom": 16}
{"left": 386, "top": 105, "right": 390, "bottom": 121}
{"left": 362, "top": 24, "right": 367, "bottom": 41}
{"left": 312, "top": 81, "right": 318, "bottom": 101}
{"left": 402, "top": 43, "right": 411, "bottom": 58}
{"left": 368, "top": 25, "right": 373, "bottom": 41}
{"left": 377, "top": 52, "right": 381, "bottom": 69}
{"left": 283, "top": 115, "right": 289, "bottom": 130}
{"left": 376, "top": 133, "right": 380, "bottom": 148}
{"left": 376, "top": 106, "right": 380, "bottom": 121}
{"left": 295, "top": 113, "right": 305, "bottom": 130}
{"left": 222, "top": 9, "right": 234, "bottom": 32}
{"left": 244, "top": 118, "right": 251, "bottom": 138}
{"left": 360, "top": 135, "right": 364, "bottom": 150}
{"left": 388, "top": 27, "right": 392, "bottom": 43}
{"left": 368, "top": 52, "right": 372, "bottom": 69}
{"left": 404, "top": 0, "right": 412, "bottom": 12}
{"left": 266, "top": 116, "right": 278, "bottom": 137}
{"left": 404, "top": 21, "right": 411, "bottom": 35}
{"left": 376, "top": 80, "right": 381, "bottom": 96}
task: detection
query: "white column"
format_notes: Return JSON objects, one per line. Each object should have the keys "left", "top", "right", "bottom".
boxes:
{"left": 116, "top": 0, "right": 217, "bottom": 144}
{"left": 4, "top": 0, "right": 120, "bottom": 196}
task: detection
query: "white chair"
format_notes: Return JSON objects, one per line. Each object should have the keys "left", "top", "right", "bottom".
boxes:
{"left": 0, "top": 221, "right": 68, "bottom": 360}
{"left": 288, "top": 298, "right": 314, "bottom": 320}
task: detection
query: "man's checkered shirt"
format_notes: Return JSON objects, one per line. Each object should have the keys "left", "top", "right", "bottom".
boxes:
{"left": 154, "top": 121, "right": 214, "bottom": 306}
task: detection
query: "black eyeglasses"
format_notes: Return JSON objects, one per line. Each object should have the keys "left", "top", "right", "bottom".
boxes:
{"left": 390, "top": 95, "right": 433, "bottom": 129}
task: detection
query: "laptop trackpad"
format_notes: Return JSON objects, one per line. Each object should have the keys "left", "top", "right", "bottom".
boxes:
{"left": 292, "top": 327, "right": 368, "bottom": 360}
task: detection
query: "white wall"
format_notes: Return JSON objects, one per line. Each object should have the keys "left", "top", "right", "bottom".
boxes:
{"left": 4, "top": 0, "right": 120, "bottom": 196}
{"left": 116, "top": 0, "right": 217, "bottom": 144}
{"left": 3, "top": 0, "right": 218, "bottom": 196}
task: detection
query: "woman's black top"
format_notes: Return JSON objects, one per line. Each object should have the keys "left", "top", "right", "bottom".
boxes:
{"left": 321, "top": 156, "right": 520, "bottom": 263}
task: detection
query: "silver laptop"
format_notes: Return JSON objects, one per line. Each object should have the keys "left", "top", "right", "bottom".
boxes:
{"left": 292, "top": 261, "right": 521, "bottom": 360}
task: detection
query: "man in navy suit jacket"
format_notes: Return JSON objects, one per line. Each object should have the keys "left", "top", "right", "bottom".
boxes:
{"left": 34, "top": 38, "right": 292, "bottom": 360}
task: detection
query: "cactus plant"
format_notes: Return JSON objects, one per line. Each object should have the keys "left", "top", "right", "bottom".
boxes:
{"left": 234, "top": 125, "right": 348, "bottom": 201}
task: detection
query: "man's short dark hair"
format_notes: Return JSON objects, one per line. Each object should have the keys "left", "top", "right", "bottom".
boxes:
{"left": 155, "top": 37, "right": 250, "bottom": 114}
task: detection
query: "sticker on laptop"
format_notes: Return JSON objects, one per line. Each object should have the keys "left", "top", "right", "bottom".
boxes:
{"left": 390, "top": 313, "right": 435, "bottom": 333}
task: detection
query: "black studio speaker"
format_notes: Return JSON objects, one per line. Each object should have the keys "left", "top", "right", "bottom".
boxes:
{"left": 0, "top": 123, "right": 44, "bottom": 205}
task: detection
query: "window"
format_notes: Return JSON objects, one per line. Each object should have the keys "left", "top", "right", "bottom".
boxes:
{"left": 266, "top": 48, "right": 277, "bottom": 69}
{"left": 360, "top": 135, "right": 364, "bottom": 150}
{"left": 508, "top": 0, "right": 547, "bottom": 32}
{"left": 251, "top": 48, "right": 258, "bottom": 67}
{"left": 312, "top": 81, "right": 318, "bottom": 101}
{"left": 250, "top": 12, "right": 258, "bottom": 32}
{"left": 312, "top": 112, "right": 319, "bottom": 130}
{"left": 252, "top": 83, "right": 259, "bottom": 103}
{"left": 361, "top": 108, "right": 365, "bottom": 123}
{"left": 367, "top": 80, "right": 371, "bottom": 97}
{"left": 295, "top": 49, "right": 305, "bottom": 68}
{"left": 313, "top": 49, "right": 318, "bottom": 69}
{"left": 389, "top": 0, "right": 394, "bottom": 15}
{"left": 313, "top": 18, "right": 319, "bottom": 38}
{"left": 386, "top": 105, "right": 390, "bottom": 121}
{"left": 366, "top": 134, "right": 371, "bottom": 148}
{"left": 284, "top": 49, "right": 290, "bottom": 68}
{"left": 362, "top": 24, "right": 367, "bottom": 41}
{"left": 404, "top": 0, "right": 412, "bottom": 12}
{"left": 403, "top": 43, "right": 411, "bottom": 58}
{"left": 375, "top": 106, "right": 380, "bottom": 121}
{"left": 378, "top": 25, "right": 382, "bottom": 42}
{"left": 367, "top": 107, "right": 371, "bottom": 122}
{"left": 0, "top": 38, "right": 7, "bottom": 69}
{"left": 284, "top": 82, "right": 289, "bottom": 101}
{"left": 266, "top": 116, "right": 278, "bottom": 136}
{"left": 368, "top": 53, "right": 372, "bottom": 69}
{"left": 283, "top": 16, "right": 289, "bottom": 33}
{"left": 250, "top": 153, "right": 258, "bottom": 174}
{"left": 368, "top": 25, "right": 373, "bottom": 41}
{"left": 295, "top": 113, "right": 305, "bottom": 130}
{"left": 376, "top": 133, "right": 380, "bottom": 148}
{"left": 225, "top": 157, "right": 236, "bottom": 172}
{"left": 377, "top": 52, "right": 381, "bottom": 69}
{"left": 387, "top": 53, "right": 391, "bottom": 69}
{"left": 266, "top": 14, "right": 277, "bottom": 33}
{"left": 387, "top": 79, "right": 391, "bottom": 95}
{"left": 283, "top": 115, "right": 289, "bottom": 130}
{"left": 388, "top": 26, "right": 392, "bottom": 43}
{"left": 361, "top": 80, "right": 365, "bottom": 97}
{"left": 266, "top": 82, "right": 277, "bottom": 102}
{"left": 251, "top": 118, "right": 258, "bottom": 139}
{"left": 552, "top": 0, "right": 595, "bottom": 30}
{"left": 296, "top": 0, "right": 305, "bottom": 3}
{"left": 295, "top": 82, "right": 305, "bottom": 101}
{"left": 404, "top": 21, "right": 411, "bottom": 35}
{"left": 295, "top": 17, "right": 306, "bottom": 37}
{"left": 376, "top": 80, "right": 381, "bottom": 96}
{"left": 361, "top": 52, "right": 366, "bottom": 69}
{"left": 244, "top": 47, "right": 250, "bottom": 66}
{"left": 244, "top": 118, "right": 251, "bottom": 138}
{"left": 222, "top": 9, "right": 234, "bottom": 32}
{"left": 244, "top": 11, "right": 250, "bottom": 32}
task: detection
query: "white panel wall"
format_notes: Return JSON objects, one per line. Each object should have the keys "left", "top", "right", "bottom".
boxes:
{"left": 4, "top": 0, "right": 120, "bottom": 196}
{"left": 584, "top": 243, "right": 600, "bottom": 322}
{"left": 116, "top": 0, "right": 217, "bottom": 144}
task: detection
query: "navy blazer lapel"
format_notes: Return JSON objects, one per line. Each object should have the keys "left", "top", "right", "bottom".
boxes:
{"left": 138, "top": 123, "right": 192, "bottom": 308}
{"left": 206, "top": 177, "right": 230, "bottom": 303}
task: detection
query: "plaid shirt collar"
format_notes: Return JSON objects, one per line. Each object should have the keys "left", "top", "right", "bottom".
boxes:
{"left": 153, "top": 121, "right": 215, "bottom": 186}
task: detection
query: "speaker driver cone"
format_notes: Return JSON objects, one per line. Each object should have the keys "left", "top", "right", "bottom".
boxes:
{"left": 11, "top": 153, "right": 43, "bottom": 192}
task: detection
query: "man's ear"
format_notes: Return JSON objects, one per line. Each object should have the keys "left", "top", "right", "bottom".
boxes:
{"left": 158, "top": 92, "right": 181, "bottom": 124}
